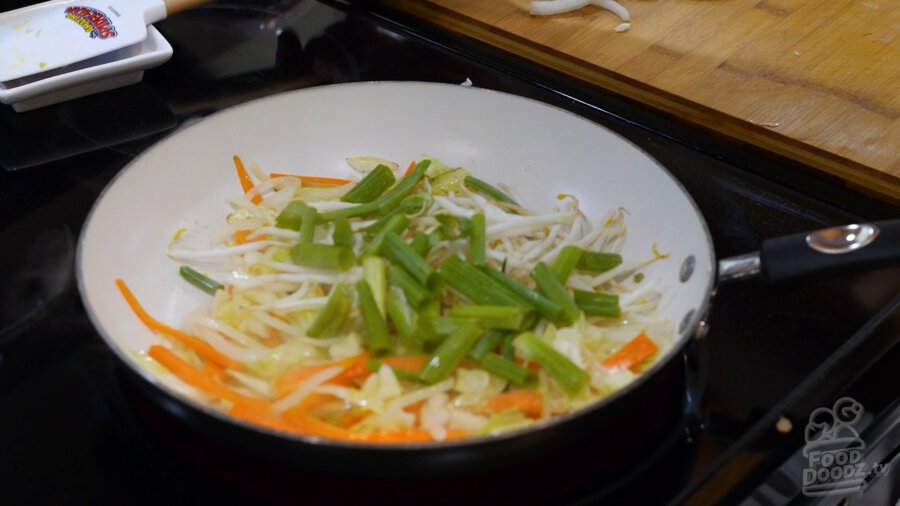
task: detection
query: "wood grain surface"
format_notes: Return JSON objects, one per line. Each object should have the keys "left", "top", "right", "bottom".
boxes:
{"left": 378, "top": 0, "right": 900, "bottom": 203}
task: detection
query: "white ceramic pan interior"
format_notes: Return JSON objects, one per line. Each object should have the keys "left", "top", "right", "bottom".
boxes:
{"left": 77, "top": 81, "right": 714, "bottom": 440}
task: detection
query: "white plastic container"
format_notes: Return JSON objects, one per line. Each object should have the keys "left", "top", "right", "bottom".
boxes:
{"left": 0, "top": 24, "right": 171, "bottom": 112}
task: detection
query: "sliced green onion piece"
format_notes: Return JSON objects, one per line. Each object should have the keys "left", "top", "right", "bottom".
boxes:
{"left": 410, "top": 232, "right": 430, "bottom": 257}
{"left": 427, "top": 316, "right": 465, "bottom": 336}
{"left": 464, "top": 175, "right": 519, "bottom": 206}
{"left": 306, "top": 283, "right": 353, "bottom": 337}
{"left": 502, "top": 332, "right": 514, "bottom": 360}
{"left": 531, "top": 262, "right": 581, "bottom": 325}
{"left": 318, "top": 201, "right": 378, "bottom": 222}
{"left": 363, "top": 214, "right": 410, "bottom": 258}
{"left": 551, "top": 246, "right": 583, "bottom": 284}
{"left": 363, "top": 256, "right": 387, "bottom": 318}
{"left": 298, "top": 205, "right": 318, "bottom": 243}
{"left": 514, "top": 332, "right": 589, "bottom": 395}
{"left": 387, "top": 265, "right": 432, "bottom": 309}
{"left": 331, "top": 217, "right": 353, "bottom": 248}
{"left": 275, "top": 200, "right": 309, "bottom": 230}
{"left": 449, "top": 305, "right": 528, "bottom": 330}
{"left": 382, "top": 232, "right": 435, "bottom": 287}
{"left": 419, "top": 321, "right": 483, "bottom": 384}
{"left": 469, "top": 330, "right": 508, "bottom": 361}
{"left": 481, "top": 352, "right": 538, "bottom": 388}
{"left": 386, "top": 286, "right": 418, "bottom": 350}
{"left": 290, "top": 242, "right": 355, "bottom": 271}
{"left": 374, "top": 159, "right": 430, "bottom": 215}
{"left": 357, "top": 279, "right": 392, "bottom": 356}
{"left": 470, "top": 213, "right": 486, "bottom": 266}
{"left": 577, "top": 251, "right": 623, "bottom": 273}
{"left": 439, "top": 256, "right": 530, "bottom": 309}
{"left": 573, "top": 290, "right": 621, "bottom": 318}
{"left": 179, "top": 265, "right": 223, "bottom": 295}
{"left": 435, "top": 214, "right": 472, "bottom": 240}
{"left": 479, "top": 266, "right": 563, "bottom": 323}
{"left": 341, "top": 164, "right": 396, "bottom": 203}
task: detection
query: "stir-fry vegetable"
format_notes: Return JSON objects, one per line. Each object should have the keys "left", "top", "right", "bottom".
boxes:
{"left": 124, "top": 154, "right": 671, "bottom": 443}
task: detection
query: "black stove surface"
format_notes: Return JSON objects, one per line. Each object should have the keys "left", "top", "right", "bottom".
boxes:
{"left": 1, "top": 1, "right": 898, "bottom": 505}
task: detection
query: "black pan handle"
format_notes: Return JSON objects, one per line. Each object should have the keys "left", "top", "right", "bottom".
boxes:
{"left": 759, "top": 220, "right": 900, "bottom": 285}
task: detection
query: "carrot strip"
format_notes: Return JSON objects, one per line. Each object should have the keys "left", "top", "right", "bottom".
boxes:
{"left": 404, "top": 160, "right": 416, "bottom": 177}
{"left": 203, "top": 360, "right": 227, "bottom": 381}
{"left": 341, "top": 409, "right": 371, "bottom": 428}
{"left": 274, "top": 353, "right": 371, "bottom": 398}
{"left": 269, "top": 173, "right": 351, "bottom": 186}
{"left": 234, "top": 155, "right": 262, "bottom": 204}
{"left": 601, "top": 332, "right": 659, "bottom": 373}
{"left": 148, "top": 345, "right": 270, "bottom": 413}
{"left": 234, "top": 229, "right": 265, "bottom": 245}
{"left": 379, "top": 355, "right": 429, "bottom": 372}
{"left": 116, "top": 279, "right": 242, "bottom": 371}
{"left": 486, "top": 390, "right": 544, "bottom": 418}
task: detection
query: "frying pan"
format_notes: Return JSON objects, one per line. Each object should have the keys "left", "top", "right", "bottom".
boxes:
{"left": 76, "top": 82, "right": 900, "bottom": 477}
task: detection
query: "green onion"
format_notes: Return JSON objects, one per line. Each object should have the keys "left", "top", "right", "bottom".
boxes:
{"left": 290, "top": 242, "right": 355, "bottom": 271}
{"left": 357, "top": 279, "right": 392, "bottom": 356}
{"left": 419, "top": 320, "right": 483, "bottom": 384}
{"left": 306, "top": 283, "right": 353, "bottom": 337}
{"left": 386, "top": 286, "right": 418, "bottom": 350}
{"left": 435, "top": 214, "right": 472, "bottom": 240}
{"left": 341, "top": 164, "right": 396, "bottom": 203}
{"left": 366, "top": 360, "right": 422, "bottom": 383}
{"left": 416, "top": 298, "right": 443, "bottom": 345}
{"left": 373, "top": 159, "right": 430, "bottom": 215}
{"left": 275, "top": 200, "right": 309, "bottom": 230}
{"left": 363, "top": 214, "right": 409, "bottom": 258}
{"left": 331, "top": 217, "right": 354, "bottom": 248}
{"left": 298, "top": 205, "right": 318, "bottom": 243}
{"left": 531, "top": 262, "right": 581, "bottom": 325}
{"left": 363, "top": 256, "right": 387, "bottom": 318}
{"left": 469, "top": 330, "right": 508, "bottom": 361}
{"left": 426, "top": 316, "right": 465, "bottom": 336}
{"left": 573, "top": 290, "right": 621, "bottom": 318}
{"left": 464, "top": 175, "right": 519, "bottom": 206}
{"left": 439, "top": 256, "right": 530, "bottom": 309}
{"left": 470, "top": 213, "right": 486, "bottom": 266}
{"left": 449, "top": 305, "right": 528, "bottom": 330}
{"left": 365, "top": 194, "right": 434, "bottom": 239}
{"left": 479, "top": 266, "right": 563, "bottom": 323}
{"left": 481, "top": 353, "right": 538, "bottom": 388}
{"left": 318, "top": 201, "right": 378, "bottom": 222}
{"left": 382, "top": 232, "right": 436, "bottom": 287}
{"left": 502, "top": 332, "right": 514, "bottom": 360}
{"left": 179, "top": 265, "right": 223, "bottom": 295}
{"left": 387, "top": 264, "right": 432, "bottom": 309}
{"left": 551, "top": 246, "right": 583, "bottom": 284}
{"left": 514, "top": 332, "right": 589, "bottom": 395}
{"left": 410, "top": 232, "right": 430, "bottom": 257}
{"left": 577, "top": 251, "right": 623, "bottom": 273}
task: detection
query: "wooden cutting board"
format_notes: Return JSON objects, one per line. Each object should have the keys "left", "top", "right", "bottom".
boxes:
{"left": 377, "top": 0, "right": 900, "bottom": 204}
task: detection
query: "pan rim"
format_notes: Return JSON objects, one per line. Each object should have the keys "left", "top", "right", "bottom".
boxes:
{"left": 76, "top": 80, "right": 716, "bottom": 452}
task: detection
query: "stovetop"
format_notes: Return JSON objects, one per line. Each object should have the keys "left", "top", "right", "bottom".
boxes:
{"left": 0, "top": 1, "right": 898, "bottom": 505}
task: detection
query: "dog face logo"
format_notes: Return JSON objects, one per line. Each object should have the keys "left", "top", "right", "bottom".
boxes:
{"left": 64, "top": 6, "right": 117, "bottom": 39}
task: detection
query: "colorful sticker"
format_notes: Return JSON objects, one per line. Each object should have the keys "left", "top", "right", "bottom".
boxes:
{"left": 64, "top": 6, "right": 117, "bottom": 39}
